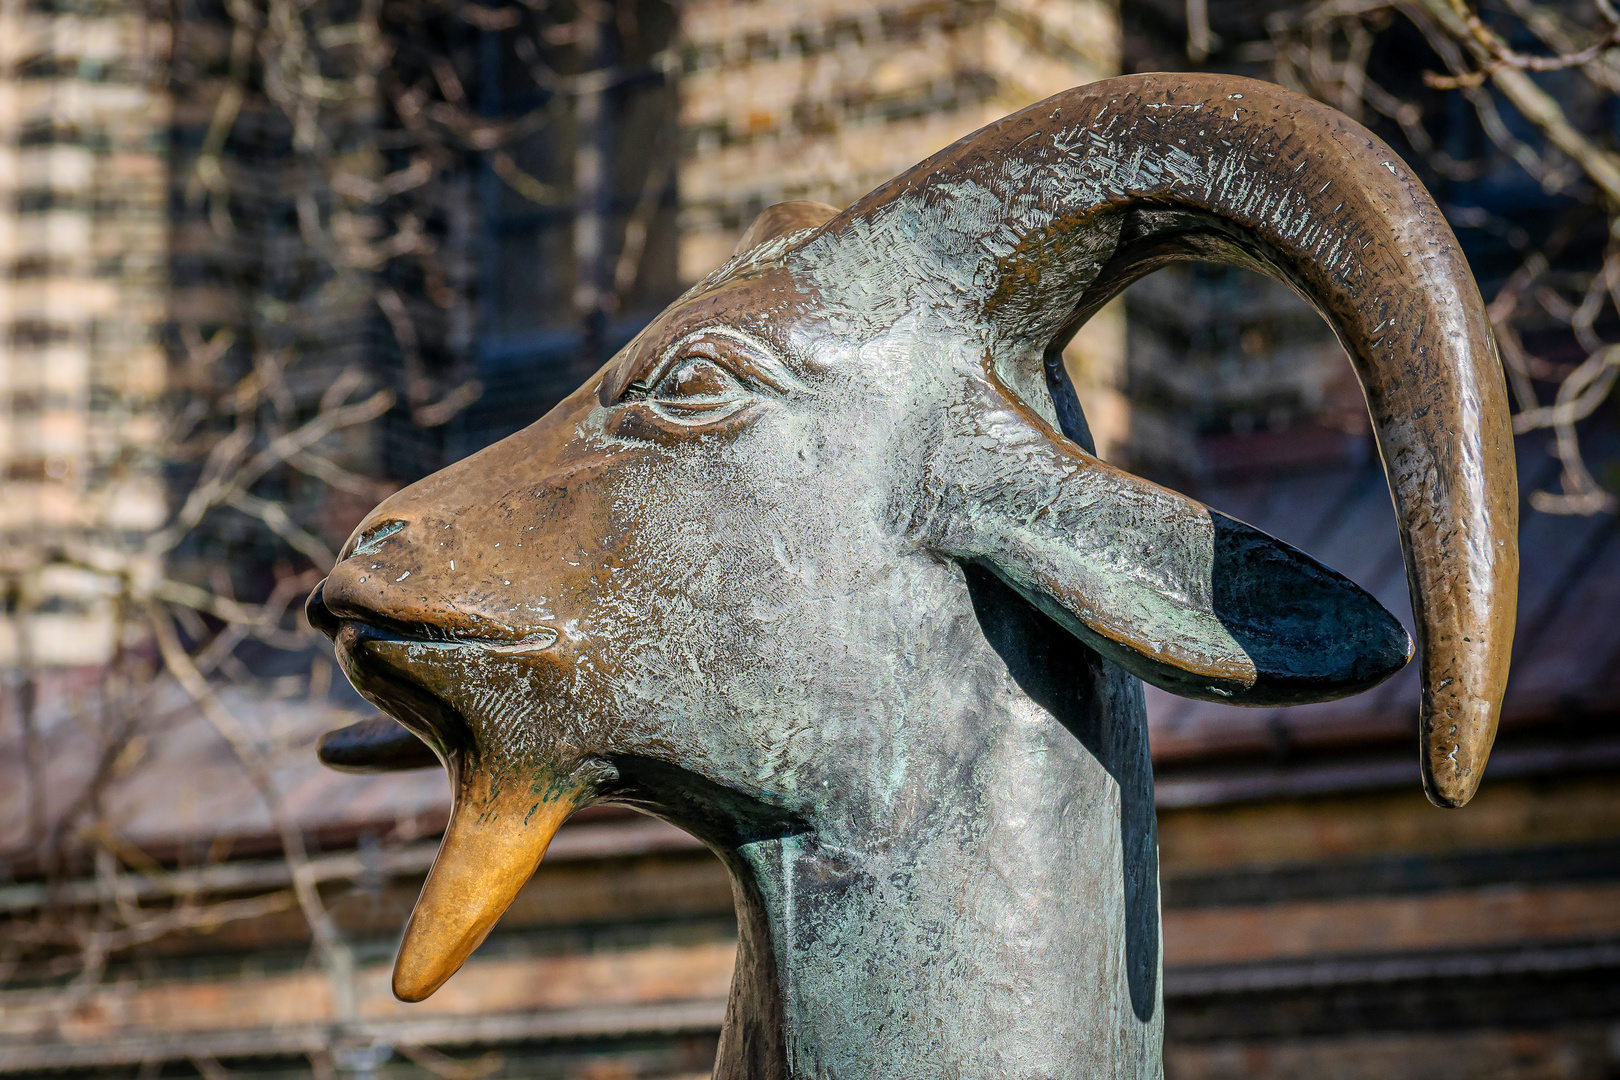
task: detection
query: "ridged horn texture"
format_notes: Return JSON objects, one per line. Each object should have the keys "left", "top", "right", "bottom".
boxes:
{"left": 828, "top": 73, "right": 1517, "bottom": 807}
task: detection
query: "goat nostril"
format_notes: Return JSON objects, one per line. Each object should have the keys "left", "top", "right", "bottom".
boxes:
{"left": 347, "top": 519, "right": 407, "bottom": 560}
{"left": 306, "top": 580, "right": 341, "bottom": 641}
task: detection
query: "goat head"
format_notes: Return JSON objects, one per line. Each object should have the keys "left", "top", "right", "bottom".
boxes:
{"left": 308, "top": 74, "right": 1516, "bottom": 1036}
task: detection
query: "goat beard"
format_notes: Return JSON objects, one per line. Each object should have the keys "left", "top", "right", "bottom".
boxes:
{"left": 392, "top": 764, "right": 591, "bottom": 1001}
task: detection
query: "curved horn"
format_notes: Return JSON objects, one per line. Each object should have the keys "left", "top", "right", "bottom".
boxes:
{"left": 818, "top": 73, "right": 1517, "bottom": 807}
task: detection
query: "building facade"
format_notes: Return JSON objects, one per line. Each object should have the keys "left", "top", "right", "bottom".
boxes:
{"left": 677, "top": 0, "right": 1130, "bottom": 459}
{"left": 0, "top": 0, "right": 168, "bottom": 665}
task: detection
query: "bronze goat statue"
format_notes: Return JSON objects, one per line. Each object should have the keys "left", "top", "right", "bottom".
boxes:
{"left": 308, "top": 73, "right": 1517, "bottom": 1079}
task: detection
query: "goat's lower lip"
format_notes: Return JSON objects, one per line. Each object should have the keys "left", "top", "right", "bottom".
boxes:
{"left": 329, "top": 625, "right": 470, "bottom": 761}
{"left": 331, "top": 622, "right": 559, "bottom": 756}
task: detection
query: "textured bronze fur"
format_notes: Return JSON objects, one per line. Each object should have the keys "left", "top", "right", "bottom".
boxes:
{"left": 308, "top": 74, "right": 1517, "bottom": 1078}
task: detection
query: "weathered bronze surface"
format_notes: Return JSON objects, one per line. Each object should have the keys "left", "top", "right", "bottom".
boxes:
{"left": 308, "top": 73, "right": 1517, "bottom": 1078}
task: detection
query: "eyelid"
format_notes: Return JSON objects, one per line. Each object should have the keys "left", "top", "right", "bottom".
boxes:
{"left": 648, "top": 349, "right": 741, "bottom": 395}
{"left": 639, "top": 327, "right": 790, "bottom": 396}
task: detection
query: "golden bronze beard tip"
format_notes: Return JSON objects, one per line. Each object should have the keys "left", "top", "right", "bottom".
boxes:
{"left": 390, "top": 785, "right": 582, "bottom": 1001}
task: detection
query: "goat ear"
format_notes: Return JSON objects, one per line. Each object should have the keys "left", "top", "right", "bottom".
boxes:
{"left": 821, "top": 73, "right": 1514, "bottom": 805}
{"left": 733, "top": 200, "right": 839, "bottom": 255}
{"left": 936, "top": 406, "right": 1411, "bottom": 706}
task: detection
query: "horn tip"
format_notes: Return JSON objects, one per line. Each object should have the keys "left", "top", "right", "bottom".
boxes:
{"left": 1420, "top": 742, "right": 1490, "bottom": 809}
{"left": 392, "top": 947, "right": 458, "bottom": 1002}
{"left": 1421, "top": 776, "right": 1475, "bottom": 809}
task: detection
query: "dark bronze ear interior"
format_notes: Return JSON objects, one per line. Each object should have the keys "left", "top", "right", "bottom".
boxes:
{"left": 940, "top": 415, "right": 1412, "bottom": 708}
{"left": 317, "top": 715, "right": 440, "bottom": 773}
{"left": 1202, "top": 512, "right": 1413, "bottom": 702}
{"left": 985, "top": 511, "right": 1415, "bottom": 707}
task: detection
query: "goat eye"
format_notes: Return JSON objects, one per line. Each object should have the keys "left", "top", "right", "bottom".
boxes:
{"left": 611, "top": 328, "right": 785, "bottom": 438}
{"left": 633, "top": 355, "right": 753, "bottom": 428}
{"left": 653, "top": 358, "right": 738, "bottom": 400}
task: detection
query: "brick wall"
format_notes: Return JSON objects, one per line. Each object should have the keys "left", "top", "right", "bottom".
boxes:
{"left": 0, "top": 0, "right": 168, "bottom": 664}
{"left": 676, "top": 0, "right": 1129, "bottom": 459}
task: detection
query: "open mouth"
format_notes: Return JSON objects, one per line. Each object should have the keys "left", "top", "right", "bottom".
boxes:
{"left": 332, "top": 621, "right": 560, "bottom": 703}
{"left": 308, "top": 578, "right": 565, "bottom": 764}
{"left": 350, "top": 623, "right": 560, "bottom": 656}
{"left": 319, "top": 623, "right": 550, "bottom": 757}
{"left": 326, "top": 624, "right": 469, "bottom": 760}
{"left": 311, "top": 579, "right": 560, "bottom": 658}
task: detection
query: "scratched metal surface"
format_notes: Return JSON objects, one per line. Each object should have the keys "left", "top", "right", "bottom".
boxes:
{"left": 306, "top": 74, "right": 1517, "bottom": 1078}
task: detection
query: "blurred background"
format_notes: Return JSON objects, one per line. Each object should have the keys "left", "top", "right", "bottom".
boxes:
{"left": 0, "top": 0, "right": 1617, "bottom": 1076}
